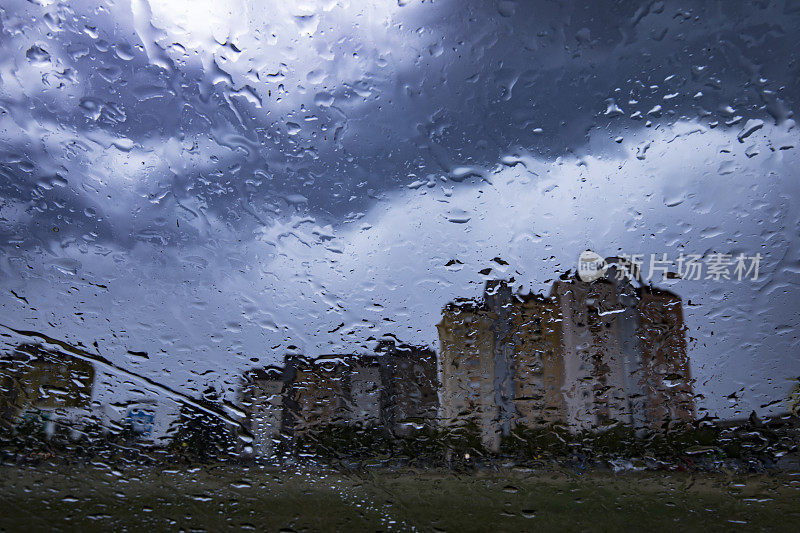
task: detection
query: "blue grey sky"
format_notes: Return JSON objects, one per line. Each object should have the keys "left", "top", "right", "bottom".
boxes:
{"left": 1, "top": 0, "right": 799, "bottom": 420}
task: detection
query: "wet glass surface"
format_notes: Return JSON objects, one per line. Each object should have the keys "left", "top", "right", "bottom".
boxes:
{"left": 1, "top": 1, "right": 800, "bottom": 530}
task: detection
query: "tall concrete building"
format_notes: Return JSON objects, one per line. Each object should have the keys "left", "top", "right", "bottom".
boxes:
{"left": 437, "top": 268, "right": 695, "bottom": 449}
{"left": 239, "top": 366, "right": 286, "bottom": 457}
{"left": 437, "top": 281, "right": 571, "bottom": 450}
{"left": 437, "top": 298, "right": 503, "bottom": 450}
{"left": 636, "top": 287, "right": 696, "bottom": 429}
{"left": 550, "top": 277, "right": 637, "bottom": 431}
{"left": 508, "top": 293, "right": 565, "bottom": 428}
{"left": 241, "top": 268, "right": 694, "bottom": 458}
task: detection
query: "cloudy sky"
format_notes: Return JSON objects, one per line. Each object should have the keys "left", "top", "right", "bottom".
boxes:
{"left": 1, "top": 0, "right": 799, "bottom": 420}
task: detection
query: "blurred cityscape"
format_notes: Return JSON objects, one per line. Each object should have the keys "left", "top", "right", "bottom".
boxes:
{"left": 240, "top": 262, "right": 694, "bottom": 456}
{"left": 1, "top": 262, "right": 797, "bottom": 466}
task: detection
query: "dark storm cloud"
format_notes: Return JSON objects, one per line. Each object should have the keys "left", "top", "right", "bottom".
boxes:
{"left": 2, "top": 0, "right": 799, "bottom": 252}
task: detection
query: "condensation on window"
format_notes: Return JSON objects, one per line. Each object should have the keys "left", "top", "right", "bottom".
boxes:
{"left": 1, "top": 1, "right": 799, "bottom": 530}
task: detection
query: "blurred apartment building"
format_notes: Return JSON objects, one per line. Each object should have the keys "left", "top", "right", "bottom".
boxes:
{"left": 240, "top": 265, "right": 695, "bottom": 456}
{"left": 0, "top": 343, "right": 182, "bottom": 443}
{"left": 0, "top": 343, "right": 95, "bottom": 436}
{"left": 238, "top": 341, "right": 438, "bottom": 457}
{"left": 438, "top": 266, "right": 695, "bottom": 451}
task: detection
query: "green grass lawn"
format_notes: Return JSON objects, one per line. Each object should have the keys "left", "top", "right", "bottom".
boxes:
{"left": 1, "top": 464, "right": 799, "bottom": 532}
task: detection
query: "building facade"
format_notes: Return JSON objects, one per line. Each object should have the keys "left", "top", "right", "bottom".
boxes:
{"left": 437, "top": 300, "right": 503, "bottom": 450}
{"left": 238, "top": 267, "right": 694, "bottom": 457}
{"left": 508, "top": 293, "right": 565, "bottom": 428}
{"left": 240, "top": 343, "right": 439, "bottom": 457}
{"left": 636, "top": 288, "right": 696, "bottom": 428}
{"left": 239, "top": 366, "right": 286, "bottom": 457}
{"left": 1, "top": 344, "right": 95, "bottom": 435}
{"left": 376, "top": 340, "right": 439, "bottom": 436}
{"left": 437, "top": 270, "right": 695, "bottom": 450}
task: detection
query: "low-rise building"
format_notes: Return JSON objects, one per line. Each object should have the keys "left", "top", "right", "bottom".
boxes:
{"left": 0, "top": 343, "right": 95, "bottom": 436}
{"left": 376, "top": 340, "right": 439, "bottom": 436}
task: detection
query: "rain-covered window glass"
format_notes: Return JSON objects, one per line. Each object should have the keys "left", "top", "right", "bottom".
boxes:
{"left": 2, "top": 1, "right": 800, "bottom": 530}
